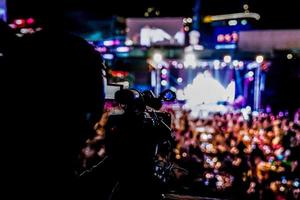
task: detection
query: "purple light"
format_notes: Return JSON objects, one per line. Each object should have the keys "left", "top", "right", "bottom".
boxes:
{"left": 161, "top": 74, "right": 167, "bottom": 79}
{"left": 278, "top": 112, "right": 284, "bottom": 117}
{"left": 238, "top": 61, "right": 244, "bottom": 68}
{"left": 9, "top": 24, "right": 17, "bottom": 29}
{"left": 96, "top": 47, "right": 107, "bottom": 53}
{"left": 177, "top": 63, "right": 184, "bottom": 69}
{"left": 114, "top": 40, "right": 121, "bottom": 45}
{"left": 266, "top": 106, "right": 272, "bottom": 113}
{"left": 116, "top": 46, "right": 130, "bottom": 53}
{"left": 103, "top": 54, "right": 114, "bottom": 60}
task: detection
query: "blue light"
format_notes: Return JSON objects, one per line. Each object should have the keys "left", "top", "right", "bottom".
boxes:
{"left": 116, "top": 46, "right": 130, "bottom": 53}
{"left": 0, "top": 0, "right": 7, "bottom": 21}
{"left": 282, "top": 178, "right": 287, "bottom": 184}
{"left": 241, "top": 19, "right": 248, "bottom": 25}
{"left": 277, "top": 154, "right": 284, "bottom": 161}
{"left": 117, "top": 53, "right": 129, "bottom": 58}
{"left": 164, "top": 91, "right": 174, "bottom": 100}
{"left": 215, "top": 44, "right": 236, "bottom": 49}
{"left": 103, "top": 54, "right": 114, "bottom": 60}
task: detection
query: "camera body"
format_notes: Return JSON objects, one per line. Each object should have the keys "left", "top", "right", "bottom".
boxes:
{"left": 113, "top": 88, "right": 175, "bottom": 153}
{"left": 104, "top": 89, "right": 176, "bottom": 197}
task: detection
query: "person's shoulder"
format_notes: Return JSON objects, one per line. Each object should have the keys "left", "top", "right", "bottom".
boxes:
{"left": 63, "top": 32, "right": 103, "bottom": 60}
{"left": 63, "top": 32, "right": 91, "bottom": 49}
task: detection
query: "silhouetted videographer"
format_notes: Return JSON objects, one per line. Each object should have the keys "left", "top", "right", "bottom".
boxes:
{"left": 1, "top": 10, "right": 106, "bottom": 197}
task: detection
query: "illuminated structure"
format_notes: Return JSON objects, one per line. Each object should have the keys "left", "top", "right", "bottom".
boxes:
{"left": 203, "top": 3, "right": 260, "bottom": 50}
{"left": 65, "top": 12, "right": 269, "bottom": 111}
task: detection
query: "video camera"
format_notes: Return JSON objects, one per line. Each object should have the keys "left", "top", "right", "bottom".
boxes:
{"left": 106, "top": 88, "right": 178, "bottom": 193}
{"left": 114, "top": 88, "right": 176, "bottom": 129}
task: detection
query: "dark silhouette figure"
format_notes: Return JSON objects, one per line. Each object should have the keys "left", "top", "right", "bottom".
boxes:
{"left": 1, "top": 18, "right": 105, "bottom": 198}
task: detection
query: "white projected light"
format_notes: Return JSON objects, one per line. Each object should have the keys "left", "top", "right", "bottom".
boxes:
{"left": 140, "top": 26, "right": 172, "bottom": 46}
{"left": 182, "top": 72, "right": 235, "bottom": 106}
{"left": 184, "top": 53, "right": 197, "bottom": 68}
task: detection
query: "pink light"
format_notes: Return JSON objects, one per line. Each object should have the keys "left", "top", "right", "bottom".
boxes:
{"left": 232, "top": 32, "right": 239, "bottom": 42}
{"left": 114, "top": 40, "right": 121, "bottom": 45}
{"left": 27, "top": 18, "right": 35, "bottom": 25}
{"left": 95, "top": 47, "right": 107, "bottom": 53}
{"left": 225, "top": 34, "right": 231, "bottom": 42}
{"left": 161, "top": 74, "right": 167, "bottom": 79}
{"left": 9, "top": 24, "right": 17, "bottom": 29}
{"left": 177, "top": 63, "right": 184, "bottom": 69}
{"left": 217, "top": 34, "right": 225, "bottom": 42}
{"left": 171, "top": 61, "right": 178, "bottom": 66}
{"left": 35, "top": 27, "right": 43, "bottom": 32}
{"left": 28, "top": 28, "right": 35, "bottom": 34}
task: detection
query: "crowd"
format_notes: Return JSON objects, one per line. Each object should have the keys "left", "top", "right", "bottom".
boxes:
{"left": 168, "top": 107, "right": 300, "bottom": 199}
{"left": 78, "top": 103, "right": 300, "bottom": 200}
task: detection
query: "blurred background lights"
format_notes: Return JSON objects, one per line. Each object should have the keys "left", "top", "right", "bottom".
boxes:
{"left": 26, "top": 17, "right": 34, "bottom": 24}
{"left": 241, "top": 19, "right": 248, "bottom": 25}
{"left": 153, "top": 52, "right": 163, "bottom": 63}
{"left": 223, "top": 55, "right": 232, "bottom": 63}
{"left": 287, "top": 53, "right": 293, "bottom": 59}
{"left": 232, "top": 60, "right": 239, "bottom": 67}
{"left": 213, "top": 60, "right": 221, "bottom": 68}
{"left": 161, "top": 68, "right": 168, "bottom": 75}
{"left": 177, "top": 77, "right": 183, "bottom": 83}
{"left": 161, "top": 80, "right": 168, "bottom": 86}
{"left": 243, "top": 4, "right": 249, "bottom": 10}
{"left": 228, "top": 20, "right": 237, "bottom": 26}
{"left": 256, "top": 55, "right": 264, "bottom": 63}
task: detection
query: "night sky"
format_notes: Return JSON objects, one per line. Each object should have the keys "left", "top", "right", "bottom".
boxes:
{"left": 7, "top": 0, "right": 300, "bottom": 29}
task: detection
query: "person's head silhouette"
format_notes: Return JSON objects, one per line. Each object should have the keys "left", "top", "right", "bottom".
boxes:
{"left": 1, "top": 11, "right": 107, "bottom": 196}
